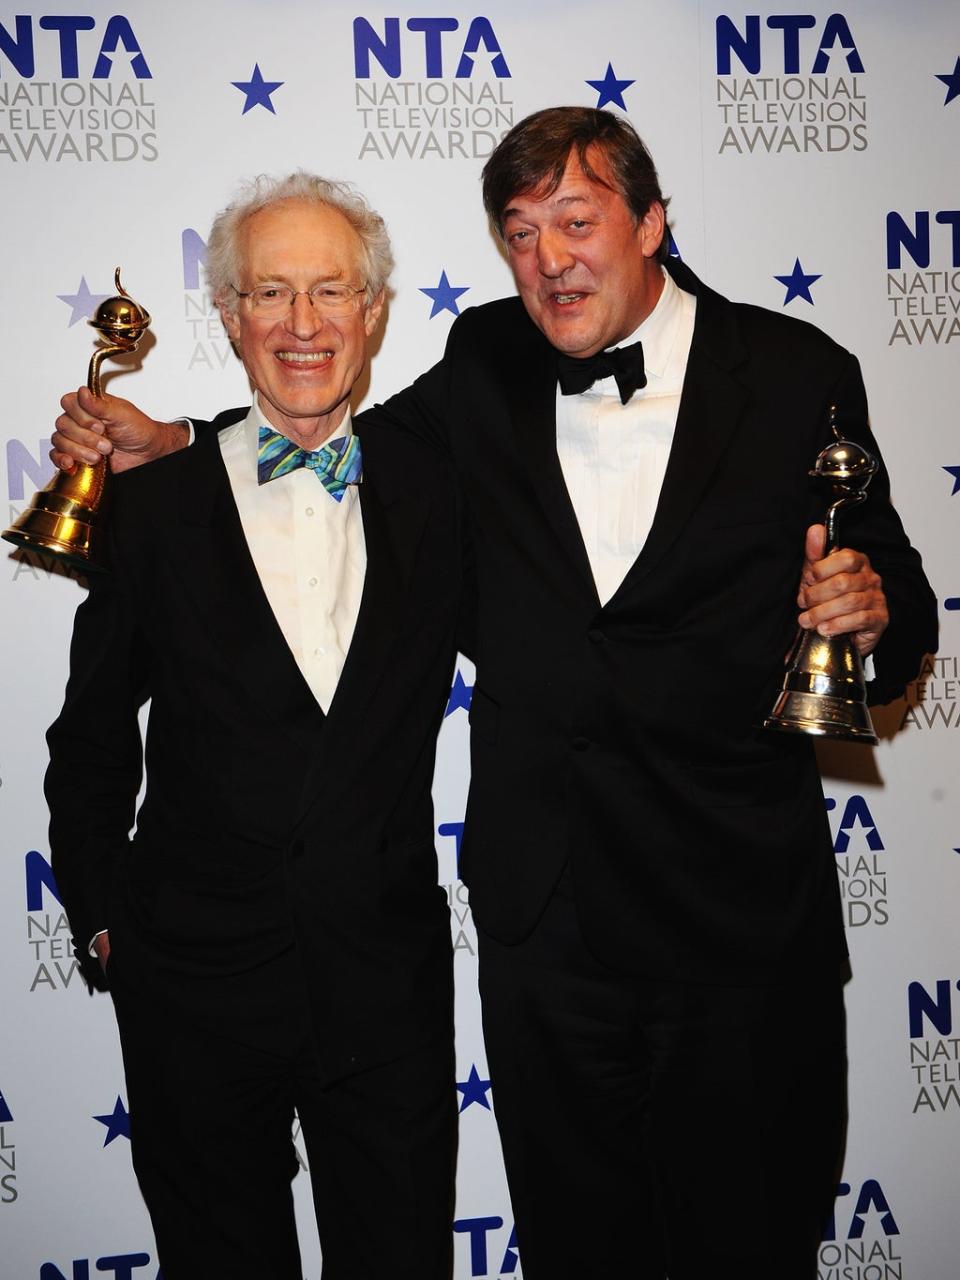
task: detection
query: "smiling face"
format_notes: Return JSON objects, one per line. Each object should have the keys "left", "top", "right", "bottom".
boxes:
{"left": 501, "top": 146, "right": 665, "bottom": 359}
{"left": 219, "top": 199, "right": 383, "bottom": 449}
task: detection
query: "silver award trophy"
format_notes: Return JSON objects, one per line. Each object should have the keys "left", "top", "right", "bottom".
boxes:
{"left": 764, "top": 406, "right": 879, "bottom": 745}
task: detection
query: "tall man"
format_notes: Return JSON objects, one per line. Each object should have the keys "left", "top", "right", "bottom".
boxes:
{"left": 45, "top": 175, "right": 463, "bottom": 1279}
{"left": 52, "top": 109, "right": 937, "bottom": 1279}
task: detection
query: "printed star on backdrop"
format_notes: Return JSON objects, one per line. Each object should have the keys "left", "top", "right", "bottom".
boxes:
{"left": 57, "top": 277, "right": 110, "bottom": 327}
{"left": 420, "top": 270, "right": 469, "bottom": 318}
{"left": 457, "top": 1064, "right": 492, "bottom": 1112}
{"left": 774, "top": 258, "right": 821, "bottom": 305}
{"left": 444, "top": 670, "right": 474, "bottom": 718}
{"left": 93, "top": 1096, "right": 130, "bottom": 1146}
{"left": 586, "top": 63, "right": 635, "bottom": 111}
{"left": 935, "top": 57, "right": 960, "bottom": 106}
{"left": 93, "top": 46, "right": 150, "bottom": 80}
{"left": 232, "top": 64, "right": 284, "bottom": 115}
{"left": 942, "top": 465, "right": 960, "bottom": 495}
{"left": 0, "top": 1090, "right": 12, "bottom": 1123}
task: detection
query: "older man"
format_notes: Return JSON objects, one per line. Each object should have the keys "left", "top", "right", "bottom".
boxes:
{"left": 45, "top": 176, "right": 462, "bottom": 1280}
{"left": 52, "top": 110, "right": 936, "bottom": 1279}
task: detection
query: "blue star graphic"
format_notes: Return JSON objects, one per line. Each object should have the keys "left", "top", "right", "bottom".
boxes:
{"left": 457, "top": 1064, "right": 492, "bottom": 1112}
{"left": 774, "top": 258, "right": 821, "bottom": 305}
{"left": 57, "top": 277, "right": 110, "bottom": 327}
{"left": 0, "top": 1090, "right": 12, "bottom": 1123}
{"left": 936, "top": 57, "right": 960, "bottom": 106}
{"left": 232, "top": 64, "right": 284, "bottom": 115}
{"left": 444, "top": 670, "right": 474, "bottom": 718}
{"left": 943, "top": 466, "right": 960, "bottom": 495}
{"left": 586, "top": 63, "right": 635, "bottom": 111}
{"left": 93, "top": 1096, "right": 130, "bottom": 1146}
{"left": 420, "top": 270, "right": 469, "bottom": 318}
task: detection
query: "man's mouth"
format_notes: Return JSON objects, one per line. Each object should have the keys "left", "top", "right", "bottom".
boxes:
{"left": 551, "top": 292, "right": 587, "bottom": 306}
{"left": 276, "top": 350, "right": 333, "bottom": 365}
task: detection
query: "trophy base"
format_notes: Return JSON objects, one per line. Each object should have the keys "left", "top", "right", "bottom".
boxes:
{"left": 764, "top": 690, "right": 877, "bottom": 745}
{"left": 3, "top": 506, "right": 106, "bottom": 573}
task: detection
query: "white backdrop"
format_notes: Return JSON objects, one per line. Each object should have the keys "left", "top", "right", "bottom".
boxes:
{"left": 2, "top": 3, "right": 957, "bottom": 1277}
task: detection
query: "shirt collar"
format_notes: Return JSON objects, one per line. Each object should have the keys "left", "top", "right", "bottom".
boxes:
{"left": 610, "top": 265, "right": 685, "bottom": 383}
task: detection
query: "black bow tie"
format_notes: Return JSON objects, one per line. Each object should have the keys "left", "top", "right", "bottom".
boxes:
{"left": 557, "top": 341, "right": 647, "bottom": 405}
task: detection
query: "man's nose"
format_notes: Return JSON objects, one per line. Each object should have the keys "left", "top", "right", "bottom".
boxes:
{"left": 537, "top": 230, "right": 575, "bottom": 278}
{"left": 284, "top": 291, "right": 327, "bottom": 339}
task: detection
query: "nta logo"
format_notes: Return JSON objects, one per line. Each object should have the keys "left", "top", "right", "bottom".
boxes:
{"left": 908, "top": 979, "right": 960, "bottom": 1039}
{"left": 908, "top": 980, "right": 960, "bottom": 1113}
{"left": 354, "top": 17, "right": 510, "bottom": 78}
{"left": 0, "top": 16, "right": 150, "bottom": 78}
{"left": 40, "top": 1257, "right": 160, "bottom": 1280}
{"left": 716, "top": 13, "right": 863, "bottom": 74}
{"left": 825, "top": 795, "right": 882, "bottom": 854}
{"left": 454, "top": 1217, "right": 518, "bottom": 1277}
{"left": 823, "top": 1180, "right": 899, "bottom": 1241}
{"left": 25, "top": 849, "right": 62, "bottom": 911}
{"left": 826, "top": 795, "right": 887, "bottom": 927}
{"left": 886, "top": 211, "right": 960, "bottom": 269}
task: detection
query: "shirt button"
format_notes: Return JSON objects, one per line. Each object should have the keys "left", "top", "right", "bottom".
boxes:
{"left": 572, "top": 737, "right": 589, "bottom": 752}
{"left": 305, "top": 506, "right": 315, "bottom": 517}
{"left": 308, "top": 576, "right": 318, "bottom": 588}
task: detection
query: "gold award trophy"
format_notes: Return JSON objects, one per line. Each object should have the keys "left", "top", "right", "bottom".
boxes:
{"left": 764, "top": 406, "right": 879, "bottom": 745}
{"left": 3, "top": 268, "right": 151, "bottom": 572}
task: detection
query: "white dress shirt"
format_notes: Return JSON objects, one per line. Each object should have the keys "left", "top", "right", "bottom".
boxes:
{"left": 555, "top": 268, "right": 696, "bottom": 606}
{"left": 219, "top": 396, "right": 366, "bottom": 713}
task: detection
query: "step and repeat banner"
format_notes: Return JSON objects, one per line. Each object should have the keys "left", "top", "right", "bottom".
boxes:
{"left": 1, "top": 2, "right": 957, "bottom": 1277}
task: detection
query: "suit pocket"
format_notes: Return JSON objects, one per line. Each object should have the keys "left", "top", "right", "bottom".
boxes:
{"left": 469, "top": 687, "right": 500, "bottom": 746}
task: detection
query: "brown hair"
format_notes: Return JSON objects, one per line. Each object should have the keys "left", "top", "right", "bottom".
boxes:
{"left": 482, "top": 107, "right": 672, "bottom": 264}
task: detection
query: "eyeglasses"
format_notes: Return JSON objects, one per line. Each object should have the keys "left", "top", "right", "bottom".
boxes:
{"left": 232, "top": 282, "right": 368, "bottom": 317}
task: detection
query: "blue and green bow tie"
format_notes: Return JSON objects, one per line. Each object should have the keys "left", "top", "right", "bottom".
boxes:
{"left": 257, "top": 425, "right": 362, "bottom": 502}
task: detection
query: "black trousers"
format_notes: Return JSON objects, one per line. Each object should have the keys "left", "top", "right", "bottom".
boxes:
{"left": 478, "top": 871, "right": 846, "bottom": 1280}
{"left": 109, "top": 945, "right": 456, "bottom": 1280}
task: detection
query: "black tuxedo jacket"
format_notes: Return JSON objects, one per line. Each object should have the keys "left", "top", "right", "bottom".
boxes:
{"left": 375, "top": 259, "right": 937, "bottom": 984}
{"left": 46, "top": 411, "right": 463, "bottom": 1081}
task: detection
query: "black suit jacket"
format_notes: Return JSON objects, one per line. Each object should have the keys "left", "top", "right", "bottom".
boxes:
{"left": 374, "top": 260, "right": 937, "bottom": 984}
{"left": 46, "top": 410, "right": 463, "bottom": 1081}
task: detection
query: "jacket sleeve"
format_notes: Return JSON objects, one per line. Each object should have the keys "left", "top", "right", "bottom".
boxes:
{"left": 365, "top": 339, "right": 478, "bottom": 653}
{"left": 825, "top": 355, "right": 938, "bottom": 704}
{"left": 366, "top": 340, "right": 456, "bottom": 456}
{"left": 44, "top": 537, "right": 151, "bottom": 965}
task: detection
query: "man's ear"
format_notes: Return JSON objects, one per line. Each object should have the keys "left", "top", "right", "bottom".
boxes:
{"left": 639, "top": 201, "right": 666, "bottom": 260}
{"left": 364, "top": 289, "right": 386, "bottom": 338}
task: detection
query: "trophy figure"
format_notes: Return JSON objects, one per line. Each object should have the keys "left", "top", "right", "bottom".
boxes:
{"left": 3, "top": 268, "right": 151, "bottom": 572}
{"left": 764, "top": 406, "right": 879, "bottom": 745}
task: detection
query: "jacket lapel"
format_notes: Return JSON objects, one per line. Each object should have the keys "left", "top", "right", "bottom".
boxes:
{"left": 298, "top": 453, "right": 432, "bottom": 802}
{"left": 174, "top": 421, "right": 326, "bottom": 751}
{"left": 505, "top": 315, "right": 600, "bottom": 605}
{"left": 613, "top": 261, "right": 750, "bottom": 598}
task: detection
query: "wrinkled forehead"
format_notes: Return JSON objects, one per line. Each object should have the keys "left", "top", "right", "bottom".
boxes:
{"left": 238, "top": 199, "right": 365, "bottom": 281}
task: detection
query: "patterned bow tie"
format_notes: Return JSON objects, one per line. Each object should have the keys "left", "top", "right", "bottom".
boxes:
{"left": 257, "top": 425, "right": 362, "bottom": 502}
{"left": 557, "top": 341, "right": 647, "bottom": 405}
